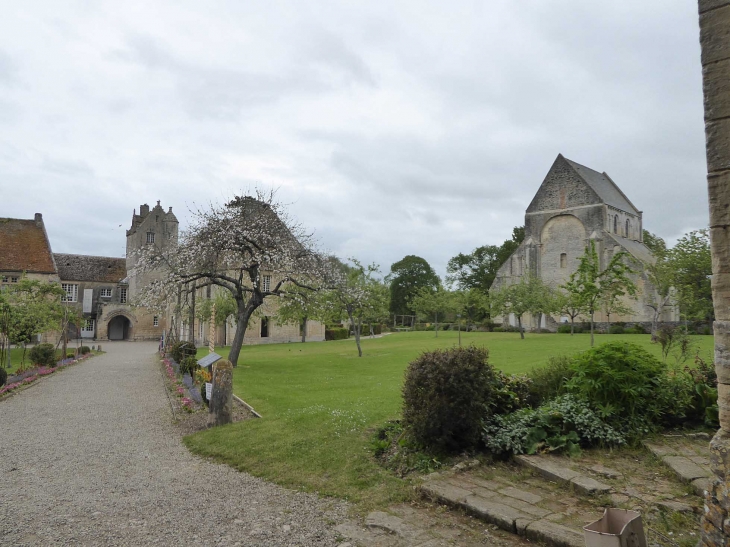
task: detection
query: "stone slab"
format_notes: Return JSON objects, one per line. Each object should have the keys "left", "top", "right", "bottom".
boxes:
{"left": 643, "top": 441, "right": 677, "bottom": 458}
{"left": 663, "top": 455, "right": 711, "bottom": 482}
{"left": 498, "top": 486, "right": 542, "bottom": 505}
{"left": 365, "top": 511, "right": 422, "bottom": 540}
{"left": 497, "top": 495, "right": 552, "bottom": 518}
{"left": 693, "top": 477, "right": 712, "bottom": 497}
{"left": 656, "top": 500, "right": 695, "bottom": 513}
{"left": 588, "top": 465, "right": 623, "bottom": 479}
{"left": 463, "top": 495, "right": 533, "bottom": 533}
{"left": 419, "top": 481, "right": 472, "bottom": 504}
{"left": 570, "top": 475, "right": 612, "bottom": 496}
{"left": 524, "top": 519, "right": 584, "bottom": 547}
{"left": 515, "top": 455, "right": 580, "bottom": 483}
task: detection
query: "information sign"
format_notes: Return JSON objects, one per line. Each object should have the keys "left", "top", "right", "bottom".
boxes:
{"left": 197, "top": 352, "right": 222, "bottom": 369}
{"left": 206, "top": 382, "right": 213, "bottom": 400}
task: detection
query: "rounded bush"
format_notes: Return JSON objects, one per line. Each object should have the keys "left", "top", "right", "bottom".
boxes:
{"left": 28, "top": 343, "right": 57, "bottom": 367}
{"left": 0, "top": 367, "right": 7, "bottom": 387}
{"left": 402, "top": 346, "right": 496, "bottom": 452}
{"left": 608, "top": 325, "right": 625, "bottom": 334}
{"left": 79, "top": 346, "right": 91, "bottom": 355}
{"left": 180, "top": 356, "right": 198, "bottom": 377}
{"left": 170, "top": 341, "right": 196, "bottom": 363}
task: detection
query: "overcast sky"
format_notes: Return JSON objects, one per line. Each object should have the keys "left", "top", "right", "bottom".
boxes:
{"left": 0, "top": 1, "right": 708, "bottom": 278}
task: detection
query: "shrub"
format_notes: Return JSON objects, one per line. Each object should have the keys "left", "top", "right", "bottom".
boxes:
{"left": 325, "top": 328, "right": 349, "bottom": 341}
{"left": 528, "top": 355, "right": 574, "bottom": 407}
{"left": 483, "top": 395, "right": 625, "bottom": 456}
{"left": 402, "top": 346, "right": 497, "bottom": 452}
{"left": 79, "top": 346, "right": 91, "bottom": 355}
{"left": 490, "top": 372, "right": 532, "bottom": 415}
{"left": 66, "top": 353, "right": 75, "bottom": 359}
{"left": 180, "top": 356, "right": 199, "bottom": 377}
{"left": 0, "top": 367, "right": 7, "bottom": 387}
{"left": 557, "top": 324, "right": 583, "bottom": 334}
{"left": 608, "top": 325, "right": 625, "bottom": 334}
{"left": 28, "top": 343, "right": 57, "bottom": 367}
{"left": 565, "top": 342, "right": 673, "bottom": 436}
{"left": 629, "top": 324, "right": 647, "bottom": 334}
{"left": 493, "top": 327, "right": 504, "bottom": 332}
{"left": 170, "top": 341, "right": 197, "bottom": 363}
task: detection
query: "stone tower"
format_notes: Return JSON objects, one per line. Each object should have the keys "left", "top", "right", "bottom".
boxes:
{"left": 125, "top": 201, "right": 179, "bottom": 297}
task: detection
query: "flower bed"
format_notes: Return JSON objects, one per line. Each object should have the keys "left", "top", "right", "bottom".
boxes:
{"left": 0, "top": 353, "right": 95, "bottom": 398}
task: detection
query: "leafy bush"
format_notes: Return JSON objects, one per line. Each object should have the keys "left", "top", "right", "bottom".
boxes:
{"left": 565, "top": 342, "right": 674, "bottom": 436}
{"left": 170, "top": 341, "right": 197, "bottom": 363}
{"left": 28, "top": 343, "right": 57, "bottom": 367}
{"left": 402, "top": 346, "right": 497, "bottom": 452}
{"left": 66, "top": 353, "right": 75, "bottom": 359}
{"left": 683, "top": 353, "right": 719, "bottom": 427}
{"left": 79, "top": 346, "right": 91, "bottom": 355}
{"left": 180, "top": 356, "right": 199, "bottom": 377}
{"left": 0, "top": 367, "right": 7, "bottom": 387}
{"left": 608, "top": 325, "right": 625, "bottom": 334}
{"left": 528, "top": 355, "right": 574, "bottom": 407}
{"left": 493, "top": 327, "right": 504, "bottom": 332}
{"left": 325, "top": 328, "right": 349, "bottom": 341}
{"left": 629, "top": 324, "right": 647, "bottom": 334}
{"left": 490, "top": 371, "right": 532, "bottom": 415}
{"left": 483, "top": 395, "right": 625, "bottom": 456}
{"left": 557, "top": 324, "right": 580, "bottom": 334}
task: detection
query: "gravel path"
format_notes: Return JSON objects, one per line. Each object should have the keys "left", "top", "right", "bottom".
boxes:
{"left": 0, "top": 342, "right": 349, "bottom": 546}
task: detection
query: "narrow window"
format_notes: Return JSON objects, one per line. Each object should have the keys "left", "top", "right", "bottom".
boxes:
{"left": 261, "top": 317, "right": 269, "bottom": 338}
{"left": 613, "top": 216, "right": 618, "bottom": 234}
{"left": 61, "top": 283, "right": 78, "bottom": 302}
{"left": 560, "top": 253, "right": 567, "bottom": 268}
{"left": 199, "top": 322, "right": 203, "bottom": 338}
{"left": 146, "top": 232, "right": 155, "bottom": 244}
{"left": 625, "top": 220, "right": 630, "bottom": 238}
{"left": 119, "top": 287, "right": 128, "bottom": 304}
{"left": 153, "top": 316, "right": 159, "bottom": 327}
{"left": 263, "top": 275, "right": 271, "bottom": 292}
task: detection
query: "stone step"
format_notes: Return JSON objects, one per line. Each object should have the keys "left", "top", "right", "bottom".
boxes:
{"left": 514, "top": 455, "right": 612, "bottom": 495}
{"left": 642, "top": 439, "right": 713, "bottom": 496}
{"left": 419, "top": 477, "right": 588, "bottom": 547}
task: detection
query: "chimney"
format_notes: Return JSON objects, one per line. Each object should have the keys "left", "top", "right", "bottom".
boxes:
{"left": 34, "top": 213, "right": 43, "bottom": 226}
{"left": 140, "top": 204, "right": 150, "bottom": 217}
{"left": 168, "top": 207, "right": 173, "bottom": 213}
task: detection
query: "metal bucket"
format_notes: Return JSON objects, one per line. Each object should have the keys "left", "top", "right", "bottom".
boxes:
{"left": 584, "top": 509, "right": 647, "bottom": 547}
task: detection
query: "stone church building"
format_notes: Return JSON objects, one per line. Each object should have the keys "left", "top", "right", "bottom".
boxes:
{"left": 0, "top": 202, "right": 324, "bottom": 344}
{"left": 492, "top": 154, "right": 679, "bottom": 330}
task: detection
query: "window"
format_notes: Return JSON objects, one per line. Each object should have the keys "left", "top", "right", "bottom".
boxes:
{"left": 625, "top": 220, "right": 630, "bottom": 238}
{"left": 261, "top": 317, "right": 269, "bottom": 338}
{"left": 61, "top": 283, "right": 78, "bottom": 302}
{"left": 263, "top": 275, "right": 271, "bottom": 292}
{"left": 613, "top": 216, "right": 618, "bottom": 234}
{"left": 10, "top": 277, "right": 18, "bottom": 283}
{"left": 560, "top": 253, "right": 567, "bottom": 268}
{"left": 199, "top": 322, "right": 203, "bottom": 339}
{"left": 119, "top": 287, "right": 128, "bottom": 304}
{"left": 153, "top": 316, "right": 159, "bottom": 327}
{"left": 100, "top": 288, "right": 112, "bottom": 298}
{"left": 146, "top": 232, "right": 155, "bottom": 244}
{"left": 82, "top": 319, "right": 95, "bottom": 332}
{"left": 1, "top": 276, "right": 7, "bottom": 283}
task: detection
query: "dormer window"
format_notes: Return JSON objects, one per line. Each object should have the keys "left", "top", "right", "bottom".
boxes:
{"left": 146, "top": 232, "right": 155, "bottom": 244}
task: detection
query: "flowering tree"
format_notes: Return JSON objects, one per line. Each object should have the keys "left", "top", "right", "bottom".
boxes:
{"left": 134, "top": 192, "right": 325, "bottom": 366}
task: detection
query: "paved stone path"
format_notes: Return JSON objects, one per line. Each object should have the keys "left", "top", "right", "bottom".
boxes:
{"left": 0, "top": 343, "right": 348, "bottom": 546}
{"left": 644, "top": 435, "right": 713, "bottom": 496}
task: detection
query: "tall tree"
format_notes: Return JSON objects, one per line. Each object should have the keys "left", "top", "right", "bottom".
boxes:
{"left": 387, "top": 255, "right": 439, "bottom": 316}
{"left": 409, "top": 285, "right": 455, "bottom": 337}
{"left": 670, "top": 229, "right": 713, "bottom": 323}
{"left": 641, "top": 231, "right": 675, "bottom": 340}
{"left": 698, "top": 5, "right": 730, "bottom": 542}
{"left": 490, "top": 274, "right": 550, "bottom": 339}
{"left": 562, "top": 240, "right": 636, "bottom": 347}
{"left": 135, "top": 192, "right": 324, "bottom": 366}
{"left": 446, "top": 226, "right": 525, "bottom": 292}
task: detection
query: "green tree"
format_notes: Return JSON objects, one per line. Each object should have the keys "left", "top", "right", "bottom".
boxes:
{"left": 670, "top": 229, "right": 712, "bottom": 323}
{"left": 446, "top": 226, "right": 525, "bottom": 292}
{"left": 387, "top": 255, "right": 439, "bottom": 316}
{"left": 490, "top": 274, "right": 551, "bottom": 339}
{"left": 274, "top": 285, "right": 324, "bottom": 343}
{"left": 452, "top": 288, "right": 490, "bottom": 330}
{"left": 409, "top": 285, "right": 455, "bottom": 337}
{"left": 562, "top": 241, "right": 636, "bottom": 347}
{"left": 641, "top": 231, "right": 675, "bottom": 339}
{"left": 553, "top": 290, "right": 585, "bottom": 335}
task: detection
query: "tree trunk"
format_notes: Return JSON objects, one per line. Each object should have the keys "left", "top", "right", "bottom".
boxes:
{"left": 699, "top": 3, "right": 730, "bottom": 543}
{"left": 301, "top": 316, "right": 307, "bottom": 343}
{"left": 518, "top": 316, "right": 524, "bottom": 339}
{"left": 570, "top": 317, "right": 575, "bottom": 335}
{"left": 228, "top": 296, "right": 259, "bottom": 367}
{"left": 590, "top": 311, "right": 595, "bottom": 347}
{"left": 434, "top": 312, "right": 439, "bottom": 338}
{"left": 347, "top": 305, "right": 362, "bottom": 357}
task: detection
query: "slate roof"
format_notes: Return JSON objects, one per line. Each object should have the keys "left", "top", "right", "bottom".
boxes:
{"left": 564, "top": 157, "right": 640, "bottom": 215}
{"left": 605, "top": 234, "right": 655, "bottom": 265}
{"left": 54, "top": 253, "right": 127, "bottom": 283}
{"left": 0, "top": 216, "right": 57, "bottom": 274}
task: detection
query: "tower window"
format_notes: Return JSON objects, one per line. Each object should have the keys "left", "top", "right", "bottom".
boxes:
{"left": 146, "top": 232, "right": 155, "bottom": 244}
{"left": 560, "top": 253, "right": 567, "bottom": 268}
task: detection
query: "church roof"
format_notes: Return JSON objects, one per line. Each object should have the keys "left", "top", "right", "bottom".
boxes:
{"left": 54, "top": 253, "right": 127, "bottom": 283}
{"left": 564, "top": 157, "right": 640, "bottom": 215}
{"left": 605, "top": 234, "right": 655, "bottom": 265}
{"left": 0, "top": 215, "right": 57, "bottom": 274}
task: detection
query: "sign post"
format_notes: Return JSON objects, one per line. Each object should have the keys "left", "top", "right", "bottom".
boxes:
{"left": 208, "top": 303, "right": 216, "bottom": 354}
{"left": 197, "top": 352, "right": 221, "bottom": 408}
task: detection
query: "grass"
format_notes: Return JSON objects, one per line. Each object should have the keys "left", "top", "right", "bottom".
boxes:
{"left": 2, "top": 344, "right": 99, "bottom": 374}
{"left": 184, "top": 331, "right": 715, "bottom": 509}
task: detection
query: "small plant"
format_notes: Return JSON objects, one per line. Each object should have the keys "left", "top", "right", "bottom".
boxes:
{"left": 28, "top": 343, "right": 57, "bottom": 367}
{"left": 170, "top": 341, "right": 196, "bottom": 363}
{"left": 79, "top": 346, "right": 91, "bottom": 355}
{"left": 402, "top": 346, "right": 496, "bottom": 452}
{"left": 608, "top": 325, "right": 624, "bottom": 334}
{"left": 528, "top": 355, "right": 574, "bottom": 407}
{"left": 180, "top": 356, "right": 199, "bottom": 377}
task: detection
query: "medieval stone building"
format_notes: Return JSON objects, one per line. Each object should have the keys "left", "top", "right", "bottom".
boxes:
{"left": 1, "top": 201, "right": 324, "bottom": 344}
{"left": 492, "top": 154, "right": 679, "bottom": 330}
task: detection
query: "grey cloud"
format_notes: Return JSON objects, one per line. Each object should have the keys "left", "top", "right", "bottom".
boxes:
{"left": 0, "top": 51, "right": 16, "bottom": 86}
{"left": 41, "top": 157, "right": 94, "bottom": 177}
{"left": 302, "top": 29, "right": 377, "bottom": 86}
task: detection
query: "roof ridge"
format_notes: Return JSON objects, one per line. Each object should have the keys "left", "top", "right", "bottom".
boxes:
{"left": 563, "top": 157, "right": 639, "bottom": 215}
{"left": 54, "top": 253, "right": 125, "bottom": 260}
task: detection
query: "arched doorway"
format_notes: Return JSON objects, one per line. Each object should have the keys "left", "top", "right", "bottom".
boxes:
{"left": 108, "top": 315, "right": 132, "bottom": 340}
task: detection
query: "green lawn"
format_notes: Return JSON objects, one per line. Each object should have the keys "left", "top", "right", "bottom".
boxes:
{"left": 185, "top": 331, "right": 715, "bottom": 509}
